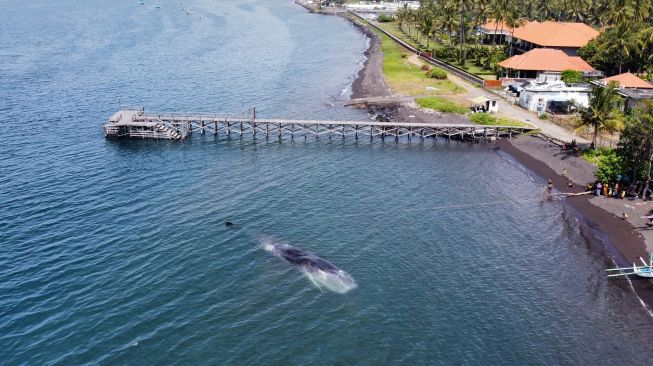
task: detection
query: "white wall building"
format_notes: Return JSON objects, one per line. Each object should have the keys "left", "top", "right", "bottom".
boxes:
{"left": 344, "top": 1, "right": 419, "bottom": 14}
{"left": 518, "top": 80, "right": 591, "bottom": 114}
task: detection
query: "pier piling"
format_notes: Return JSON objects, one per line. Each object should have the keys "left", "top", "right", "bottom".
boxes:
{"left": 103, "top": 108, "right": 534, "bottom": 142}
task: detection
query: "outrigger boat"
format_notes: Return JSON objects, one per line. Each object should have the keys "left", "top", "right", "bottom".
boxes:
{"left": 606, "top": 253, "right": 653, "bottom": 278}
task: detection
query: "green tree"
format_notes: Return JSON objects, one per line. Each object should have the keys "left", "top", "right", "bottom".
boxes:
{"left": 618, "top": 101, "right": 653, "bottom": 193}
{"left": 561, "top": 69, "right": 583, "bottom": 83}
{"left": 576, "top": 82, "right": 624, "bottom": 148}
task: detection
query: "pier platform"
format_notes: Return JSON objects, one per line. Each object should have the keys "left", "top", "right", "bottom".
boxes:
{"left": 103, "top": 107, "right": 535, "bottom": 142}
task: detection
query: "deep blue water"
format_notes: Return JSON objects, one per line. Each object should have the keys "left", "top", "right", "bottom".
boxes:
{"left": 2, "top": 1, "right": 653, "bottom": 365}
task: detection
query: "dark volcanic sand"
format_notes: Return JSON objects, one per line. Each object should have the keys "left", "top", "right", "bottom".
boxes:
{"left": 498, "top": 137, "right": 653, "bottom": 309}
{"left": 342, "top": 11, "right": 653, "bottom": 312}
{"left": 349, "top": 22, "right": 390, "bottom": 99}
{"left": 345, "top": 16, "right": 468, "bottom": 125}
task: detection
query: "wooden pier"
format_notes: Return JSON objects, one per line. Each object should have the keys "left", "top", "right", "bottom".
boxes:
{"left": 103, "top": 107, "right": 535, "bottom": 142}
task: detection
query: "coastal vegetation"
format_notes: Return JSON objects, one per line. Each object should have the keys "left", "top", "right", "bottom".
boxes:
{"left": 582, "top": 101, "right": 653, "bottom": 194}
{"left": 414, "top": 97, "right": 528, "bottom": 127}
{"left": 468, "top": 112, "right": 527, "bottom": 127}
{"left": 614, "top": 101, "right": 653, "bottom": 191}
{"left": 415, "top": 96, "right": 468, "bottom": 114}
{"left": 381, "top": 0, "right": 653, "bottom": 79}
{"left": 373, "top": 19, "right": 501, "bottom": 80}
{"left": 426, "top": 68, "right": 447, "bottom": 79}
{"left": 561, "top": 70, "right": 583, "bottom": 84}
{"left": 575, "top": 81, "right": 624, "bottom": 148}
{"left": 374, "top": 29, "right": 466, "bottom": 96}
{"left": 377, "top": 14, "right": 394, "bottom": 23}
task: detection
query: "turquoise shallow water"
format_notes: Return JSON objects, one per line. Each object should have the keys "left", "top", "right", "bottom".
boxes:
{"left": 2, "top": 1, "right": 653, "bottom": 364}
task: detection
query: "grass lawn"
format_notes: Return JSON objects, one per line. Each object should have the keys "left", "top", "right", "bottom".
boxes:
{"left": 374, "top": 21, "right": 498, "bottom": 81}
{"left": 375, "top": 21, "right": 420, "bottom": 48}
{"left": 468, "top": 113, "right": 528, "bottom": 127}
{"left": 415, "top": 97, "right": 469, "bottom": 114}
{"left": 375, "top": 29, "right": 466, "bottom": 96}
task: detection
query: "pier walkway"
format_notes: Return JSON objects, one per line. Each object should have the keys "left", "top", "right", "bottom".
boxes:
{"left": 103, "top": 107, "right": 535, "bottom": 142}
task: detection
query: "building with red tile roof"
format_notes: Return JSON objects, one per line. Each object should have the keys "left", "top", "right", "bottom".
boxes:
{"left": 499, "top": 48, "right": 597, "bottom": 78}
{"left": 512, "top": 21, "right": 599, "bottom": 49}
{"left": 599, "top": 72, "right": 653, "bottom": 89}
{"left": 478, "top": 20, "right": 599, "bottom": 55}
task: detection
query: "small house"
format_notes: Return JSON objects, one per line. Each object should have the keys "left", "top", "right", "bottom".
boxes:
{"left": 470, "top": 96, "right": 499, "bottom": 113}
{"left": 593, "top": 72, "right": 653, "bottom": 111}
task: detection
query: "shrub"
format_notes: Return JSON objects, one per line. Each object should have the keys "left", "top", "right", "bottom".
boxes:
{"left": 468, "top": 113, "right": 495, "bottom": 125}
{"left": 416, "top": 97, "right": 469, "bottom": 114}
{"left": 434, "top": 47, "right": 456, "bottom": 60}
{"left": 595, "top": 149, "right": 623, "bottom": 182}
{"left": 539, "top": 113, "right": 548, "bottom": 120}
{"left": 420, "top": 64, "right": 430, "bottom": 71}
{"left": 469, "top": 113, "right": 527, "bottom": 127}
{"left": 426, "top": 68, "right": 447, "bottom": 79}
{"left": 377, "top": 14, "right": 394, "bottom": 22}
{"left": 582, "top": 147, "right": 614, "bottom": 165}
{"left": 561, "top": 69, "right": 583, "bottom": 84}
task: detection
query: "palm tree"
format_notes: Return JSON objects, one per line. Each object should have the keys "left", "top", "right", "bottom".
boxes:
{"left": 488, "top": 0, "right": 507, "bottom": 45}
{"left": 577, "top": 82, "right": 624, "bottom": 148}
{"left": 632, "top": 0, "right": 652, "bottom": 22}
{"left": 634, "top": 101, "right": 653, "bottom": 196}
{"left": 439, "top": 3, "right": 459, "bottom": 47}
{"left": 605, "top": 25, "right": 635, "bottom": 73}
{"left": 606, "top": 0, "right": 635, "bottom": 26}
{"left": 417, "top": 1, "right": 436, "bottom": 49}
{"left": 503, "top": 2, "right": 523, "bottom": 56}
{"left": 565, "top": 0, "right": 591, "bottom": 21}
{"left": 396, "top": 4, "right": 408, "bottom": 31}
{"left": 535, "top": 0, "right": 557, "bottom": 20}
{"left": 637, "top": 26, "right": 653, "bottom": 69}
{"left": 456, "top": 0, "right": 469, "bottom": 65}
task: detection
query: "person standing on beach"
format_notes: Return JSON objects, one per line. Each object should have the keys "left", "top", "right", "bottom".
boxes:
{"left": 542, "top": 178, "right": 554, "bottom": 201}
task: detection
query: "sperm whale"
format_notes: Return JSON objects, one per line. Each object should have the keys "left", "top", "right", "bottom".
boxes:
{"left": 261, "top": 238, "right": 357, "bottom": 294}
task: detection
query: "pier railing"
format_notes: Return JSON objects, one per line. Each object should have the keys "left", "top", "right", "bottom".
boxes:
{"left": 103, "top": 109, "right": 535, "bottom": 142}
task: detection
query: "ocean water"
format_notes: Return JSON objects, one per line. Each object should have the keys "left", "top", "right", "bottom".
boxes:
{"left": 1, "top": 1, "right": 653, "bottom": 365}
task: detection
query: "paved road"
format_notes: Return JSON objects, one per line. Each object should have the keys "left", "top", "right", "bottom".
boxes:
{"left": 446, "top": 73, "right": 589, "bottom": 144}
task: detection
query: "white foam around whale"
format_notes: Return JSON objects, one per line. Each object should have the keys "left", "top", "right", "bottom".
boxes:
{"left": 260, "top": 237, "right": 357, "bottom": 294}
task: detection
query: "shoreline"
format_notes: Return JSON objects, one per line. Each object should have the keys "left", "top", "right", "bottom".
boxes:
{"left": 341, "top": 7, "right": 653, "bottom": 315}
{"left": 343, "top": 14, "right": 471, "bottom": 124}
{"left": 299, "top": 4, "right": 653, "bottom": 312}
{"left": 343, "top": 14, "right": 390, "bottom": 100}
{"left": 498, "top": 137, "right": 653, "bottom": 312}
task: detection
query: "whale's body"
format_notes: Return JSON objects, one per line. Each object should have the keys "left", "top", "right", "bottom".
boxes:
{"left": 262, "top": 240, "right": 357, "bottom": 293}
